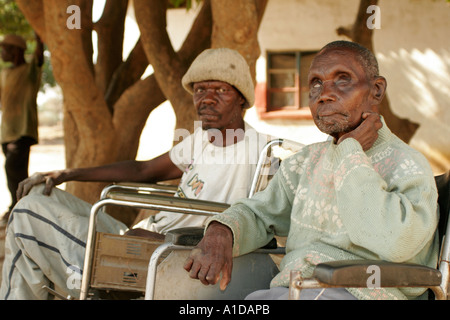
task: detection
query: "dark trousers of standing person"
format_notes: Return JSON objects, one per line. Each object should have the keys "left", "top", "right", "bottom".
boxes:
{"left": 2, "top": 137, "right": 34, "bottom": 219}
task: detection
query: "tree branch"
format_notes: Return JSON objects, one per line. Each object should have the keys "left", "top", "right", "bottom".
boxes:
{"left": 352, "top": 0, "right": 377, "bottom": 49}
{"left": 255, "top": 0, "right": 269, "bottom": 25}
{"left": 134, "top": 0, "right": 184, "bottom": 100}
{"left": 105, "top": 38, "right": 149, "bottom": 110}
{"left": 15, "top": 0, "right": 46, "bottom": 41}
{"left": 113, "top": 76, "right": 166, "bottom": 160}
{"left": 94, "top": 0, "right": 129, "bottom": 95}
{"left": 177, "top": 0, "right": 212, "bottom": 62}
{"left": 133, "top": 0, "right": 209, "bottom": 130}
{"left": 78, "top": 0, "right": 95, "bottom": 75}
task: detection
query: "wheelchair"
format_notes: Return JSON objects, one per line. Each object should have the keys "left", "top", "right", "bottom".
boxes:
{"left": 78, "top": 138, "right": 303, "bottom": 300}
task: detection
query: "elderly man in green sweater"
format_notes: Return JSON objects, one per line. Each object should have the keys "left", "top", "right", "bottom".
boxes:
{"left": 184, "top": 41, "right": 439, "bottom": 300}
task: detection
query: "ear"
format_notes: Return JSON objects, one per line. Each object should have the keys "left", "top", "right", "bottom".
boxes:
{"left": 238, "top": 95, "right": 247, "bottom": 109}
{"left": 370, "top": 76, "right": 387, "bottom": 104}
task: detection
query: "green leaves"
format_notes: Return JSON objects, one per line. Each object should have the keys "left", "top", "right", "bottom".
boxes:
{"left": 0, "top": 0, "right": 33, "bottom": 39}
{"left": 168, "top": 0, "right": 202, "bottom": 10}
{"left": 0, "top": 0, "right": 56, "bottom": 89}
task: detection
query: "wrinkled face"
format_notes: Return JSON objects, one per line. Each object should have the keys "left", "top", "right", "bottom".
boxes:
{"left": 308, "top": 48, "right": 374, "bottom": 139}
{"left": 193, "top": 80, "right": 246, "bottom": 131}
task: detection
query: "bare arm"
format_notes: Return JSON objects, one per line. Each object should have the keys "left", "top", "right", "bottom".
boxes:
{"left": 17, "top": 152, "right": 183, "bottom": 199}
{"left": 34, "top": 32, "right": 44, "bottom": 67}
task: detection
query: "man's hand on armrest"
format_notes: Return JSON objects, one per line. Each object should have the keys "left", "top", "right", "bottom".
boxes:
{"left": 183, "top": 221, "right": 234, "bottom": 291}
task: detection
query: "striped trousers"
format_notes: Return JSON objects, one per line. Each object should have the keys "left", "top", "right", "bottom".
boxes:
{"left": 0, "top": 185, "right": 127, "bottom": 300}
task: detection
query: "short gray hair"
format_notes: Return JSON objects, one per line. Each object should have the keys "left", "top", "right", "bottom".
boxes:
{"left": 318, "top": 41, "right": 380, "bottom": 80}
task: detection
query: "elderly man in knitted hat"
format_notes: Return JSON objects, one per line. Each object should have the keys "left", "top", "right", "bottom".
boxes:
{"left": 0, "top": 33, "right": 44, "bottom": 222}
{"left": 0, "top": 48, "right": 273, "bottom": 299}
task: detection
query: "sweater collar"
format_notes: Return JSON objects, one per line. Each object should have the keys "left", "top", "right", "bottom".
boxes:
{"left": 370, "top": 116, "right": 393, "bottom": 150}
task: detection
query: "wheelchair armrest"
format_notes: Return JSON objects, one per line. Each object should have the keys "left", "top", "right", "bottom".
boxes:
{"left": 313, "top": 260, "right": 442, "bottom": 288}
{"left": 112, "top": 182, "right": 178, "bottom": 192}
{"left": 101, "top": 182, "right": 178, "bottom": 199}
{"left": 164, "top": 227, "right": 205, "bottom": 246}
{"left": 261, "top": 238, "right": 278, "bottom": 249}
{"left": 106, "top": 192, "right": 230, "bottom": 215}
{"left": 164, "top": 228, "right": 279, "bottom": 250}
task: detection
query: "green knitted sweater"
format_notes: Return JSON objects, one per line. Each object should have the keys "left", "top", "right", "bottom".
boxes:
{"left": 208, "top": 121, "right": 439, "bottom": 300}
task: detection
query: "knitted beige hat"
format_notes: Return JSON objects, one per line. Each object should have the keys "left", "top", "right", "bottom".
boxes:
{"left": 182, "top": 48, "right": 255, "bottom": 108}
{"left": 0, "top": 34, "right": 27, "bottom": 50}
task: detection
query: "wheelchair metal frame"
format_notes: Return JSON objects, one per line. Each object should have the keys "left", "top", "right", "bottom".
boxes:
{"left": 79, "top": 190, "right": 229, "bottom": 299}
{"left": 79, "top": 138, "right": 303, "bottom": 300}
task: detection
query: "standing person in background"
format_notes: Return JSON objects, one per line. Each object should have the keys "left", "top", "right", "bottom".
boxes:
{"left": 0, "top": 32, "right": 44, "bottom": 222}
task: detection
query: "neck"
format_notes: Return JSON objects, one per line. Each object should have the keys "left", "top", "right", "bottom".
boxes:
{"left": 208, "top": 121, "right": 246, "bottom": 147}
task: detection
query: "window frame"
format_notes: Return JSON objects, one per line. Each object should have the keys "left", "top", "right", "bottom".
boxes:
{"left": 255, "top": 50, "right": 317, "bottom": 120}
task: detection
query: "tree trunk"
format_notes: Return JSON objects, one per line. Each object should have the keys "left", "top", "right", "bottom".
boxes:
{"left": 38, "top": 0, "right": 119, "bottom": 204}
{"left": 337, "top": 0, "right": 419, "bottom": 143}
{"left": 210, "top": 0, "right": 268, "bottom": 82}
